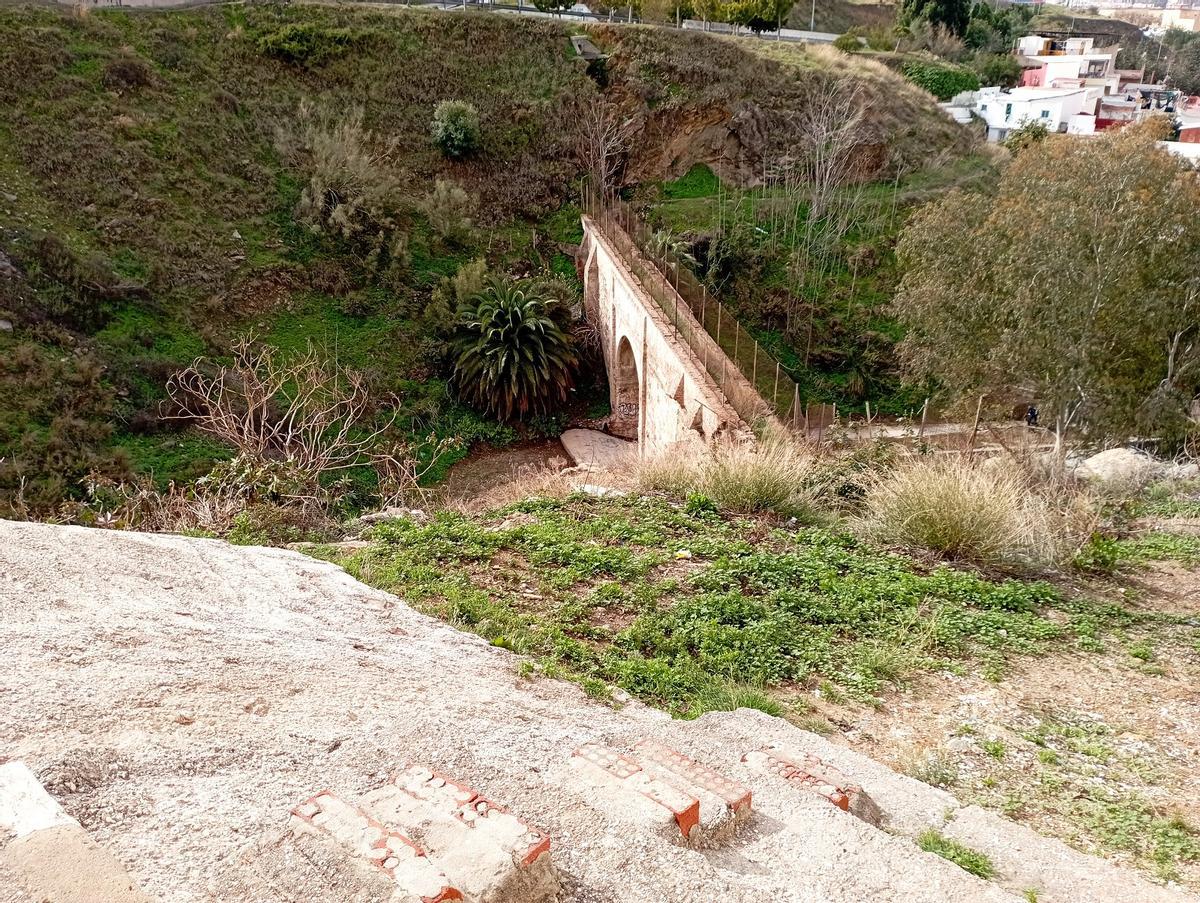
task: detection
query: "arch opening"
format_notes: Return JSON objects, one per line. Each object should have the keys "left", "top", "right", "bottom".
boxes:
{"left": 609, "top": 336, "right": 640, "bottom": 440}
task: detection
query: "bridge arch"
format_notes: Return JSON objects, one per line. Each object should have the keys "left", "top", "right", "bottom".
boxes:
{"left": 609, "top": 335, "right": 640, "bottom": 440}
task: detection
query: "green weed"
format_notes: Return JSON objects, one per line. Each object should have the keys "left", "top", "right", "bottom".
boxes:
{"left": 917, "top": 829, "right": 995, "bottom": 879}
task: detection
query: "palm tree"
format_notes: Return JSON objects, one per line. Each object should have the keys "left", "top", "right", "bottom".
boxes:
{"left": 451, "top": 278, "right": 579, "bottom": 421}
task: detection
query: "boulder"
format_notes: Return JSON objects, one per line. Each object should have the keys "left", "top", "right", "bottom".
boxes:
{"left": 1073, "top": 448, "right": 1162, "bottom": 484}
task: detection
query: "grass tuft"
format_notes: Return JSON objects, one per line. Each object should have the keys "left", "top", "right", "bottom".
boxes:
{"left": 638, "top": 435, "right": 820, "bottom": 518}
{"left": 917, "top": 829, "right": 996, "bottom": 879}
{"left": 858, "top": 455, "right": 1090, "bottom": 570}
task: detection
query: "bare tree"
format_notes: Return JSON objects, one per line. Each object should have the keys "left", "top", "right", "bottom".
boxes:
{"left": 572, "top": 97, "right": 638, "bottom": 199}
{"left": 788, "top": 74, "right": 867, "bottom": 221}
{"left": 166, "top": 337, "right": 407, "bottom": 497}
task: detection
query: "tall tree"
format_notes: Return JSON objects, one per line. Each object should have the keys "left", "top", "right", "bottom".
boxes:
{"left": 893, "top": 122, "right": 1200, "bottom": 452}
{"left": 900, "top": 0, "right": 971, "bottom": 38}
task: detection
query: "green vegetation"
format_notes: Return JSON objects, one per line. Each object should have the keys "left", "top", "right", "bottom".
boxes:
{"left": 255, "top": 22, "right": 358, "bottom": 67}
{"left": 980, "top": 739, "right": 1006, "bottom": 760}
{"left": 900, "top": 0, "right": 969, "bottom": 36}
{"left": 895, "top": 124, "right": 1200, "bottom": 452}
{"left": 644, "top": 153, "right": 996, "bottom": 415}
{"left": 450, "top": 277, "right": 579, "bottom": 420}
{"left": 857, "top": 455, "right": 1085, "bottom": 571}
{"left": 916, "top": 829, "right": 996, "bottom": 878}
{"left": 330, "top": 493, "right": 1146, "bottom": 717}
{"left": 1113, "top": 532, "right": 1200, "bottom": 568}
{"left": 0, "top": 4, "right": 594, "bottom": 514}
{"left": 0, "top": 3, "right": 972, "bottom": 517}
{"left": 900, "top": 59, "right": 979, "bottom": 100}
{"left": 431, "top": 100, "right": 482, "bottom": 159}
{"left": 962, "top": 709, "right": 1200, "bottom": 882}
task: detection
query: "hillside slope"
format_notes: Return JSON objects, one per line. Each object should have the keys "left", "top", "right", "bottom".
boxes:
{"left": 0, "top": 516, "right": 1189, "bottom": 903}
{"left": 0, "top": 3, "right": 974, "bottom": 515}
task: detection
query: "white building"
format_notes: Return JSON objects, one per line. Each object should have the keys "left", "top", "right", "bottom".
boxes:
{"left": 975, "top": 85, "right": 1100, "bottom": 141}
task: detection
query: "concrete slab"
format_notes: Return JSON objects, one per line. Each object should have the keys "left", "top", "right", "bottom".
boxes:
{"left": 560, "top": 428, "right": 636, "bottom": 472}
{"left": 0, "top": 761, "right": 77, "bottom": 837}
{"left": 0, "top": 762, "right": 150, "bottom": 903}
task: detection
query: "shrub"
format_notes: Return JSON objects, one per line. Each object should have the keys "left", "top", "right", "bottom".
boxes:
{"left": 1003, "top": 120, "right": 1050, "bottom": 152}
{"left": 451, "top": 278, "right": 578, "bottom": 420}
{"left": 973, "top": 51, "right": 1022, "bottom": 88}
{"left": 425, "top": 179, "right": 475, "bottom": 245}
{"left": 166, "top": 338, "right": 413, "bottom": 505}
{"left": 863, "top": 24, "right": 898, "bottom": 51}
{"left": 901, "top": 60, "right": 980, "bottom": 100}
{"left": 256, "top": 23, "right": 355, "bottom": 67}
{"left": 282, "top": 104, "right": 408, "bottom": 276}
{"left": 833, "top": 31, "right": 864, "bottom": 53}
{"left": 426, "top": 257, "right": 489, "bottom": 334}
{"left": 102, "top": 55, "right": 155, "bottom": 91}
{"left": 638, "top": 435, "right": 820, "bottom": 518}
{"left": 431, "top": 100, "right": 481, "bottom": 158}
{"left": 904, "top": 21, "right": 968, "bottom": 60}
{"left": 701, "top": 437, "right": 820, "bottom": 517}
{"left": 637, "top": 454, "right": 703, "bottom": 497}
{"left": 1074, "top": 532, "right": 1121, "bottom": 573}
{"left": 905, "top": 749, "right": 958, "bottom": 788}
{"left": 858, "top": 455, "right": 1072, "bottom": 570}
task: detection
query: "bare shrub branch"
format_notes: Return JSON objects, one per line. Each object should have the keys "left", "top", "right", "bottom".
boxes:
{"left": 572, "top": 96, "right": 638, "bottom": 197}
{"left": 165, "top": 337, "right": 405, "bottom": 498}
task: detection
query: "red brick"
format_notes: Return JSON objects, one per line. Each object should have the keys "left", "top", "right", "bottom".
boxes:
{"left": 743, "top": 748, "right": 880, "bottom": 825}
{"left": 571, "top": 742, "right": 701, "bottom": 839}
{"left": 633, "top": 739, "right": 752, "bottom": 814}
{"left": 388, "top": 765, "right": 551, "bottom": 869}
{"left": 291, "top": 790, "right": 463, "bottom": 902}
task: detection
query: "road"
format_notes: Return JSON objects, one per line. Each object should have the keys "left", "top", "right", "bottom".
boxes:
{"left": 70, "top": 0, "right": 842, "bottom": 43}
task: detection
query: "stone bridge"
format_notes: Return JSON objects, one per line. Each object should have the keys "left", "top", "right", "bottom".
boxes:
{"left": 578, "top": 214, "right": 767, "bottom": 458}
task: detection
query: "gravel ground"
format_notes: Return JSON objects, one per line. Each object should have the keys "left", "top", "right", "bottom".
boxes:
{"left": 0, "top": 519, "right": 1192, "bottom": 902}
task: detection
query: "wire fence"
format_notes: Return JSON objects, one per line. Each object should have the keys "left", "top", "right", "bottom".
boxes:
{"left": 581, "top": 184, "right": 834, "bottom": 433}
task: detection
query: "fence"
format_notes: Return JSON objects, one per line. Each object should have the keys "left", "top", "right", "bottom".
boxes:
{"left": 581, "top": 185, "right": 826, "bottom": 433}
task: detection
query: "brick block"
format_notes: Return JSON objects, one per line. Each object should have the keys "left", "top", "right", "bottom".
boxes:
{"left": 633, "top": 739, "right": 752, "bottom": 815}
{"left": 742, "top": 748, "right": 883, "bottom": 827}
{"left": 389, "top": 765, "right": 551, "bottom": 869}
{"left": 291, "top": 791, "right": 462, "bottom": 902}
{"left": 570, "top": 742, "right": 701, "bottom": 840}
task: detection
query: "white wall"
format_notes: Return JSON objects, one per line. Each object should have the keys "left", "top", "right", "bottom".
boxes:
{"left": 976, "top": 89, "right": 1090, "bottom": 140}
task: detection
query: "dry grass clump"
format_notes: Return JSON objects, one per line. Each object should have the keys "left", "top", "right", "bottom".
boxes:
{"left": 703, "top": 438, "right": 820, "bottom": 516}
{"left": 857, "top": 454, "right": 1096, "bottom": 571}
{"left": 636, "top": 454, "right": 704, "bottom": 497}
{"left": 638, "top": 436, "right": 820, "bottom": 518}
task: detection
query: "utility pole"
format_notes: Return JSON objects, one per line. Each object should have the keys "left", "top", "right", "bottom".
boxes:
{"left": 809, "top": 0, "right": 815, "bottom": 32}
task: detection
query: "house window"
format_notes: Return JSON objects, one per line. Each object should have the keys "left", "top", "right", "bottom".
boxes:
{"left": 1005, "top": 103, "right": 1013, "bottom": 120}
{"left": 1040, "top": 109, "right": 1050, "bottom": 118}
